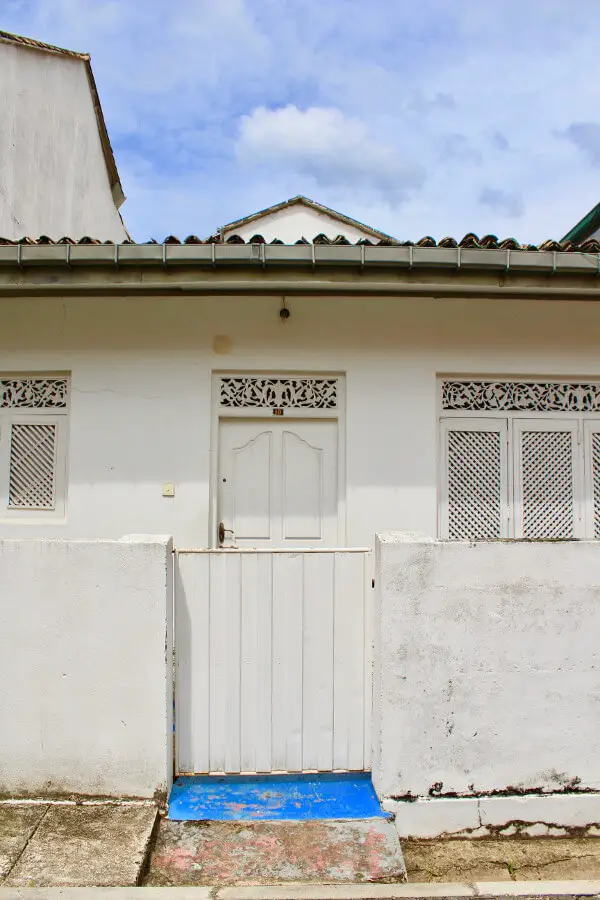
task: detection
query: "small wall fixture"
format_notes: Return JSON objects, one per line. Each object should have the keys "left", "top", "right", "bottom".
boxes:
{"left": 280, "top": 298, "right": 290, "bottom": 322}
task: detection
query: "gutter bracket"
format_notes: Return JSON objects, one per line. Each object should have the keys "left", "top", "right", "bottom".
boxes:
{"left": 360, "top": 243, "right": 365, "bottom": 273}
{"left": 260, "top": 242, "right": 266, "bottom": 269}
{"left": 114, "top": 243, "right": 119, "bottom": 267}
{"left": 16, "top": 243, "right": 23, "bottom": 269}
{"left": 162, "top": 243, "right": 168, "bottom": 268}
{"left": 456, "top": 246, "right": 461, "bottom": 270}
{"left": 211, "top": 243, "right": 216, "bottom": 269}
{"left": 65, "top": 243, "right": 72, "bottom": 268}
{"left": 552, "top": 251, "right": 557, "bottom": 275}
{"left": 409, "top": 245, "right": 413, "bottom": 271}
{"left": 311, "top": 243, "right": 316, "bottom": 271}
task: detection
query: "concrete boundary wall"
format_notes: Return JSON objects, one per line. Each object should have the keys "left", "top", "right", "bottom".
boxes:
{"left": 0, "top": 535, "right": 173, "bottom": 799}
{"left": 373, "top": 533, "right": 600, "bottom": 836}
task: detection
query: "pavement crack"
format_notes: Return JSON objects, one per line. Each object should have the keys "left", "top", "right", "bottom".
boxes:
{"left": 3, "top": 804, "right": 50, "bottom": 882}
{"left": 517, "top": 852, "right": 599, "bottom": 870}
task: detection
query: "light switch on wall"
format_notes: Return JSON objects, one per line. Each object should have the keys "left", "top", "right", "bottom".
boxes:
{"left": 162, "top": 483, "right": 175, "bottom": 497}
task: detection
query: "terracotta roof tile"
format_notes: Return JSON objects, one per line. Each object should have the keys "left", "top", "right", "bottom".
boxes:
{"left": 1, "top": 233, "right": 599, "bottom": 253}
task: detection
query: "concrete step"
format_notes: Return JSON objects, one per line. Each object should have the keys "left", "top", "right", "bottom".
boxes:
{"left": 144, "top": 818, "right": 407, "bottom": 885}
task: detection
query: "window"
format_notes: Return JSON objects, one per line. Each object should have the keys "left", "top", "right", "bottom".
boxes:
{"left": 439, "top": 380, "right": 600, "bottom": 539}
{"left": 0, "top": 377, "right": 69, "bottom": 519}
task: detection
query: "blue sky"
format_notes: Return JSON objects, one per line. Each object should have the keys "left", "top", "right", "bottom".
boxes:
{"left": 4, "top": 0, "right": 600, "bottom": 242}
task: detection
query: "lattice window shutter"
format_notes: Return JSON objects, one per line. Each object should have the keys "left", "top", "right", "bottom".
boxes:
{"left": 582, "top": 422, "right": 600, "bottom": 539}
{"left": 513, "top": 419, "right": 581, "bottom": 539}
{"left": 8, "top": 422, "right": 58, "bottom": 509}
{"left": 440, "top": 418, "right": 508, "bottom": 540}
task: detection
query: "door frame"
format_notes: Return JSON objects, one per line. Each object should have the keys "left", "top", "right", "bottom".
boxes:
{"left": 209, "top": 372, "right": 347, "bottom": 549}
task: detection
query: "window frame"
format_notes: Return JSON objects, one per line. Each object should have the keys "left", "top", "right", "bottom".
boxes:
{"left": 0, "top": 376, "right": 69, "bottom": 522}
{"left": 439, "top": 387, "right": 600, "bottom": 540}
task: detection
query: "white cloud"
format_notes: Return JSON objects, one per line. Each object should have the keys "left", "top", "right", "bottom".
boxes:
{"left": 236, "top": 105, "right": 423, "bottom": 204}
{"left": 4, "top": 0, "right": 600, "bottom": 241}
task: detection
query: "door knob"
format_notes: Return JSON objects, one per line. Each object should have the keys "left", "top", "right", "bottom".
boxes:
{"left": 219, "top": 522, "right": 234, "bottom": 544}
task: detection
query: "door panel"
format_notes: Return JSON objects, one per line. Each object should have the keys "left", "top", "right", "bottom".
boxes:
{"left": 231, "top": 431, "right": 272, "bottom": 541}
{"left": 219, "top": 418, "right": 338, "bottom": 547}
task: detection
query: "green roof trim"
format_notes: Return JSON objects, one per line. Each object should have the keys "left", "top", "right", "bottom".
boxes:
{"left": 562, "top": 201, "right": 600, "bottom": 244}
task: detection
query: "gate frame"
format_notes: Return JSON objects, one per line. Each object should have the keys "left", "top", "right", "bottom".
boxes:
{"left": 173, "top": 546, "right": 373, "bottom": 777}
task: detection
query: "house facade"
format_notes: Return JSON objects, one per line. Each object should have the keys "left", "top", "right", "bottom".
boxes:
{"left": 2, "top": 220, "right": 600, "bottom": 549}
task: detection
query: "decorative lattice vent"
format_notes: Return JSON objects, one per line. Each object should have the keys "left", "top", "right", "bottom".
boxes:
{"left": 443, "top": 380, "right": 600, "bottom": 412}
{"left": 520, "top": 430, "right": 574, "bottom": 538}
{"left": 0, "top": 378, "right": 68, "bottom": 409}
{"left": 220, "top": 377, "right": 337, "bottom": 409}
{"left": 447, "top": 429, "right": 502, "bottom": 539}
{"left": 8, "top": 423, "right": 57, "bottom": 509}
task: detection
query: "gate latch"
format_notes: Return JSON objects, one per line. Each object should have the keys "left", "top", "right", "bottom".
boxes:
{"left": 219, "top": 522, "right": 234, "bottom": 544}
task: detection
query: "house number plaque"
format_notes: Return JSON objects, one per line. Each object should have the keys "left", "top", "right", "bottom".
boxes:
{"left": 273, "top": 408, "right": 284, "bottom": 416}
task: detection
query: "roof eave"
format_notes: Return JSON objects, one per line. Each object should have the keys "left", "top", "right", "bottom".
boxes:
{"left": 562, "top": 201, "right": 600, "bottom": 245}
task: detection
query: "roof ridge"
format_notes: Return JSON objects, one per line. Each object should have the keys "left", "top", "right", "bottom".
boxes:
{"left": 0, "top": 29, "right": 88, "bottom": 59}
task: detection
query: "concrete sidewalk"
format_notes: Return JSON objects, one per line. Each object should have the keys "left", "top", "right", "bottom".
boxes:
{"left": 2, "top": 881, "right": 600, "bottom": 898}
{"left": 0, "top": 803, "right": 157, "bottom": 887}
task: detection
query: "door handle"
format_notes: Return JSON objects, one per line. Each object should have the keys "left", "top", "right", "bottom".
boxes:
{"left": 218, "top": 522, "right": 234, "bottom": 544}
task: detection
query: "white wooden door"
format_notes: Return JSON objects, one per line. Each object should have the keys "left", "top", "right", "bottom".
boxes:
{"left": 218, "top": 418, "right": 339, "bottom": 547}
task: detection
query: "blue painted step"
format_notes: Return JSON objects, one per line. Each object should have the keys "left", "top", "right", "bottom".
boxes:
{"left": 168, "top": 772, "right": 390, "bottom": 821}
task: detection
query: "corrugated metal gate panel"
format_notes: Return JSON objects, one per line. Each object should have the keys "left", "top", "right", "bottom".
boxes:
{"left": 175, "top": 549, "right": 371, "bottom": 775}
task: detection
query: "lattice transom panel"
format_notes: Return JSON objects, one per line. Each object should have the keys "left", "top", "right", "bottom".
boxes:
{"left": 521, "top": 430, "right": 574, "bottom": 538}
{"left": 443, "top": 381, "right": 600, "bottom": 412}
{"left": 447, "top": 429, "right": 502, "bottom": 539}
{"left": 8, "top": 423, "right": 57, "bottom": 509}
{"left": 592, "top": 433, "right": 600, "bottom": 539}
{"left": 220, "top": 377, "right": 337, "bottom": 409}
{"left": 0, "top": 378, "right": 68, "bottom": 409}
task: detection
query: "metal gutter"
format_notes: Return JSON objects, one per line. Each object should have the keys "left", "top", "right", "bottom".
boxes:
{"left": 2, "top": 280, "right": 600, "bottom": 300}
{"left": 1, "top": 243, "right": 600, "bottom": 274}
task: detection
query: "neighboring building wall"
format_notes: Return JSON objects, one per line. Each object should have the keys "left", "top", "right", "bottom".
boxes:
{"left": 0, "top": 535, "right": 173, "bottom": 798}
{"left": 222, "top": 205, "right": 379, "bottom": 243}
{"left": 0, "top": 42, "right": 127, "bottom": 241}
{"left": 2, "top": 292, "right": 600, "bottom": 545}
{"left": 374, "top": 533, "right": 600, "bottom": 837}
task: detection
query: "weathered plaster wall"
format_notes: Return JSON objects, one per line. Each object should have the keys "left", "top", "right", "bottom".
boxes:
{"left": 373, "top": 533, "right": 600, "bottom": 834}
{"left": 0, "top": 535, "right": 173, "bottom": 798}
{"left": 1, "top": 292, "right": 600, "bottom": 545}
{"left": 0, "top": 42, "right": 127, "bottom": 241}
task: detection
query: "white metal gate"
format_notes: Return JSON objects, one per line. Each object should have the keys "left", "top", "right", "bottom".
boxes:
{"left": 175, "top": 548, "right": 372, "bottom": 775}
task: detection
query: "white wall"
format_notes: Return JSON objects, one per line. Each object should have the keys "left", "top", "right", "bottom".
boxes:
{"left": 0, "top": 42, "right": 127, "bottom": 242}
{"left": 2, "top": 292, "right": 600, "bottom": 545}
{"left": 222, "top": 204, "right": 380, "bottom": 243}
{"left": 0, "top": 535, "right": 173, "bottom": 798}
{"left": 373, "top": 533, "right": 600, "bottom": 801}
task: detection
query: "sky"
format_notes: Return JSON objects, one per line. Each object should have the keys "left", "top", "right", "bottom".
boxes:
{"left": 3, "top": 0, "right": 600, "bottom": 243}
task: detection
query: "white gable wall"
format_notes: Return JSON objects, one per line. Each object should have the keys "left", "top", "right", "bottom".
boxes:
{"left": 0, "top": 43, "right": 127, "bottom": 242}
{"left": 0, "top": 290, "right": 599, "bottom": 547}
{"left": 222, "top": 204, "right": 379, "bottom": 243}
